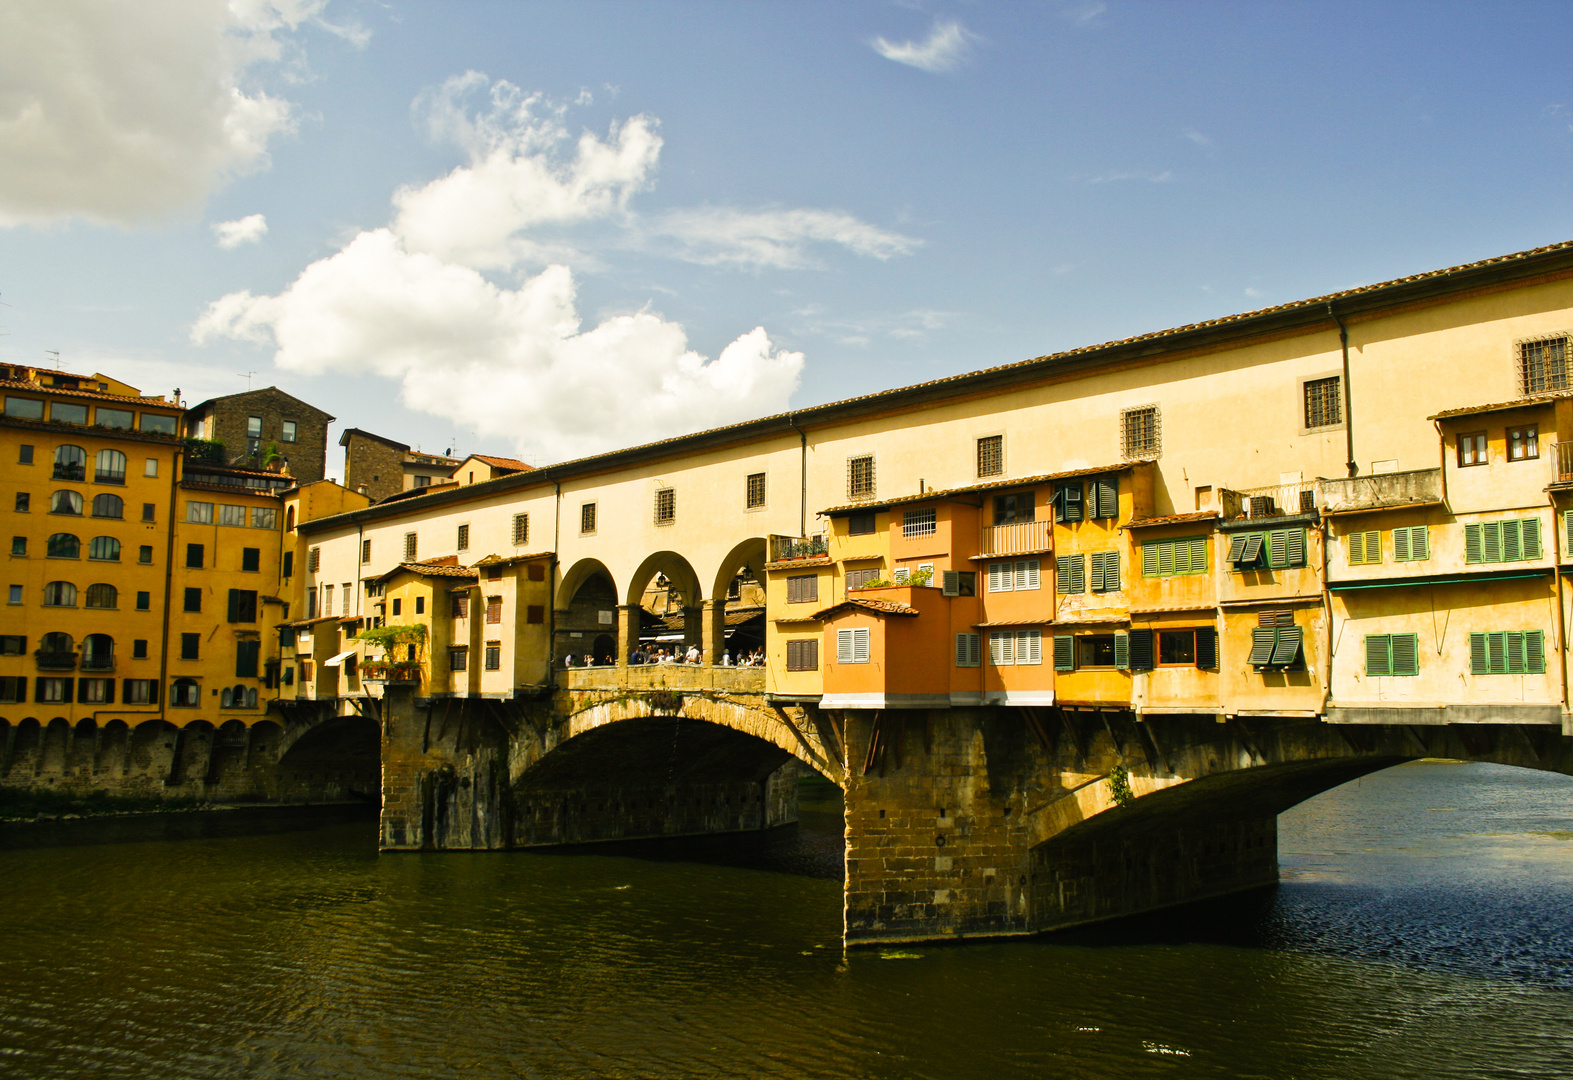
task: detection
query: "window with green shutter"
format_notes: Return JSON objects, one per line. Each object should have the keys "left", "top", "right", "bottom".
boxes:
{"left": 1464, "top": 518, "right": 1543, "bottom": 564}
{"left": 1090, "top": 550, "right": 1120, "bottom": 592}
{"left": 1364, "top": 633, "right": 1419, "bottom": 676}
{"left": 1089, "top": 477, "right": 1119, "bottom": 520}
{"left": 1052, "top": 634, "right": 1075, "bottom": 671}
{"left": 1056, "top": 553, "right": 1086, "bottom": 594}
{"left": 1392, "top": 526, "right": 1429, "bottom": 563}
{"left": 1140, "top": 535, "right": 1208, "bottom": 577}
{"left": 1267, "top": 528, "right": 1307, "bottom": 569}
{"left": 1347, "top": 530, "right": 1381, "bottom": 565}
{"left": 1113, "top": 630, "right": 1130, "bottom": 669}
{"left": 1125, "top": 628, "right": 1154, "bottom": 671}
{"left": 1249, "top": 610, "right": 1303, "bottom": 670}
{"left": 1467, "top": 630, "right": 1546, "bottom": 674}
{"left": 1053, "top": 482, "right": 1083, "bottom": 523}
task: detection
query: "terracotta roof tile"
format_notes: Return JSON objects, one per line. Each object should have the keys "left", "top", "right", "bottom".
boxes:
{"left": 810, "top": 597, "right": 920, "bottom": 619}
{"left": 820, "top": 463, "right": 1137, "bottom": 516}
{"left": 468, "top": 454, "right": 533, "bottom": 471}
{"left": 0, "top": 377, "right": 176, "bottom": 408}
{"left": 1427, "top": 391, "right": 1572, "bottom": 421}
{"left": 1122, "top": 510, "right": 1221, "bottom": 530}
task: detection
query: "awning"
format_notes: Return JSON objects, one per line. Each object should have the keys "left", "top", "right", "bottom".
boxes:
{"left": 323, "top": 648, "right": 357, "bottom": 668}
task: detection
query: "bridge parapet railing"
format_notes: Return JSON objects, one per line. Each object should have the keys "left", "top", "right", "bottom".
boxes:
{"left": 558, "top": 664, "right": 765, "bottom": 693}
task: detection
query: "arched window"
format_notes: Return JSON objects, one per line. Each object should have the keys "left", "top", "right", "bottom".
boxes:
{"left": 286, "top": 506, "right": 296, "bottom": 531}
{"left": 94, "top": 449, "right": 127, "bottom": 484}
{"left": 245, "top": 687, "right": 258, "bottom": 708}
{"left": 53, "top": 445, "right": 86, "bottom": 481}
{"left": 220, "top": 687, "right": 234, "bottom": 707}
{"left": 81, "top": 634, "right": 114, "bottom": 669}
{"left": 171, "top": 679, "right": 200, "bottom": 706}
{"left": 39, "top": 631, "right": 74, "bottom": 656}
{"left": 46, "top": 533, "right": 80, "bottom": 559}
{"left": 87, "top": 536, "right": 120, "bottom": 562}
{"left": 91, "top": 493, "right": 123, "bottom": 518}
{"left": 42, "top": 581, "right": 77, "bottom": 607}
{"left": 84, "top": 583, "right": 118, "bottom": 609}
{"left": 51, "top": 490, "right": 83, "bottom": 515}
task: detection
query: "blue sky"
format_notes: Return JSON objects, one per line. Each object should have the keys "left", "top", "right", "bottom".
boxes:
{"left": 3, "top": 1, "right": 1573, "bottom": 471}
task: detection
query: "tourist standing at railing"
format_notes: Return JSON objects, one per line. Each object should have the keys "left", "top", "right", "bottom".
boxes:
{"left": 685, "top": 644, "right": 701, "bottom": 664}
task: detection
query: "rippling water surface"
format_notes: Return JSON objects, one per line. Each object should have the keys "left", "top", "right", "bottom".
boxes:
{"left": 3, "top": 761, "right": 1573, "bottom": 1078}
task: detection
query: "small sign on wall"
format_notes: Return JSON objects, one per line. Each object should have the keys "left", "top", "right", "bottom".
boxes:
{"left": 598, "top": 610, "right": 614, "bottom": 624}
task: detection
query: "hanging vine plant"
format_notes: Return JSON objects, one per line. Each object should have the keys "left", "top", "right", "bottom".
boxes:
{"left": 1107, "top": 764, "right": 1135, "bottom": 808}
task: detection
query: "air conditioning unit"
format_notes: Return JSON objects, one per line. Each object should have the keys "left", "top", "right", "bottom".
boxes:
{"left": 1249, "top": 495, "right": 1276, "bottom": 518}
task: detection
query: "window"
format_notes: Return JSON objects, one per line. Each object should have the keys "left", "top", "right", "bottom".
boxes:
{"left": 185, "top": 501, "right": 213, "bottom": 524}
{"left": 847, "top": 455, "right": 875, "bottom": 500}
{"left": 84, "top": 583, "right": 117, "bottom": 609}
{"left": 91, "top": 493, "right": 122, "bottom": 518}
{"left": 307, "top": 547, "right": 320, "bottom": 573}
{"left": 78, "top": 678, "right": 113, "bottom": 704}
{"left": 42, "top": 581, "right": 77, "bottom": 606}
{"left": 10, "top": 536, "right": 22, "bottom": 556}
{"left": 1464, "top": 518, "right": 1543, "bottom": 564}
{"left": 124, "top": 680, "right": 156, "bottom": 704}
{"left": 903, "top": 508, "right": 937, "bottom": 539}
{"left": 239, "top": 547, "right": 260, "bottom": 573}
{"left": 52, "top": 402, "right": 88, "bottom": 425}
{"left": 186, "top": 543, "right": 204, "bottom": 568}
{"left": 1519, "top": 335, "right": 1568, "bottom": 395}
{"left": 991, "top": 558, "right": 1042, "bottom": 593}
{"left": 746, "top": 472, "right": 766, "bottom": 508}
{"left": 81, "top": 634, "right": 114, "bottom": 669}
{"left": 15, "top": 492, "right": 29, "bottom": 512}
{"left": 1141, "top": 536, "right": 1209, "bottom": 577}
{"left": 282, "top": 551, "right": 293, "bottom": 578}
{"left": 486, "top": 596, "right": 502, "bottom": 624}
{"left": 527, "top": 605, "right": 544, "bottom": 624}
{"left": 138, "top": 545, "right": 153, "bottom": 565}
{"left": 250, "top": 507, "right": 276, "bottom": 529}
{"left": 236, "top": 640, "right": 259, "bottom": 678}
{"left": 53, "top": 445, "right": 87, "bottom": 481}
{"left": 135, "top": 591, "right": 150, "bottom": 610}
{"left": 142, "top": 503, "right": 155, "bottom": 522}
{"left": 787, "top": 575, "right": 818, "bottom": 604}
{"left": 1054, "top": 554, "right": 1085, "bottom": 595}
{"left": 18, "top": 444, "right": 34, "bottom": 464}
{"left": 1121, "top": 405, "right": 1160, "bottom": 459}
{"left": 413, "top": 594, "right": 424, "bottom": 615}
{"left": 171, "top": 679, "right": 199, "bottom": 706}
{"left": 1347, "top": 530, "right": 1381, "bottom": 565}
{"left": 655, "top": 488, "right": 675, "bottom": 525}
{"left": 392, "top": 598, "right": 402, "bottom": 616}
{"left": 37, "top": 677, "right": 72, "bottom": 704}
{"left": 485, "top": 642, "right": 501, "bottom": 671}
{"left": 0, "top": 677, "right": 25, "bottom": 703}
{"left": 85, "top": 536, "right": 119, "bottom": 562}
{"left": 246, "top": 416, "right": 262, "bottom": 454}
{"left": 457, "top": 523, "right": 470, "bottom": 551}
{"left": 218, "top": 504, "right": 245, "bottom": 527}
{"left": 132, "top": 639, "right": 148, "bottom": 659}
{"left": 356, "top": 538, "right": 370, "bottom": 565}
{"left": 836, "top": 627, "right": 871, "bottom": 664}
{"left": 1227, "top": 528, "right": 1306, "bottom": 571}
{"left": 0, "top": 635, "right": 23, "bottom": 655}
{"left": 1366, "top": 633, "right": 1420, "bottom": 676}
{"left": 96, "top": 408, "right": 133, "bottom": 430}
{"left": 227, "top": 589, "right": 258, "bottom": 623}
{"left": 1158, "top": 630, "right": 1198, "bottom": 666}
{"left": 1090, "top": 551, "right": 1120, "bottom": 592}
{"left": 848, "top": 512, "right": 876, "bottom": 536}
{"left": 403, "top": 532, "right": 418, "bottom": 561}
{"left": 180, "top": 634, "right": 200, "bottom": 660}
{"left": 1077, "top": 634, "right": 1118, "bottom": 668}
{"left": 786, "top": 639, "right": 819, "bottom": 671}
{"left": 450, "top": 647, "right": 469, "bottom": 672}
{"left": 1088, "top": 478, "right": 1119, "bottom": 520}
{"left": 1469, "top": 630, "right": 1546, "bottom": 675}
{"left": 47, "top": 532, "right": 79, "bottom": 559}
{"left": 4, "top": 396, "right": 43, "bottom": 419}
{"left": 453, "top": 595, "right": 471, "bottom": 619}
{"left": 512, "top": 513, "right": 529, "bottom": 545}
{"left": 7, "top": 585, "right": 20, "bottom": 604}
{"left": 51, "top": 490, "right": 82, "bottom": 515}
{"left": 1304, "top": 376, "right": 1343, "bottom": 430}
{"left": 413, "top": 475, "right": 431, "bottom": 489}
{"left": 144, "top": 458, "right": 158, "bottom": 477}
{"left": 954, "top": 633, "right": 981, "bottom": 667}
{"left": 1053, "top": 482, "right": 1083, "bottom": 523}
{"left": 94, "top": 449, "right": 126, "bottom": 484}
{"left": 993, "top": 493, "right": 1034, "bottom": 525}
{"left": 184, "top": 587, "right": 202, "bottom": 612}
{"left": 1247, "top": 611, "right": 1303, "bottom": 670}
{"left": 580, "top": 503, "right": 597, "bottom": 534}
{"left": 976, "top": 435, "right": 1003, "bottom": 478}
{"left": 1509, "top": 425, "right": 1539, "bottom": 461}
{"left": 1458, "top": 432, "right": 1487, "bottom": 466}
{"left": 846, "top": 567, "right": 881, "bottom": 590}
{"left": 989, "top": 629, "right": 1042, "bottom": 666}
{"left": 940, "top": 570, "right": 977, "bottom": 596}
{"left": 282, "top": 420, "right": 297, "bottom": 442}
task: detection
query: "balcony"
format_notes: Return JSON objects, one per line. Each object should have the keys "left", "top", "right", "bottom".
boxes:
{"left": 80, "top": 657, "right": 115, "bottom": 672}
{"left": 1317, "top": 468, "right": 1443, "bottom": 515}
{"left": 1557, "top": 442, "right": 1573, "bottom": 482}
{"left": 982, "top": 518, "right": 1053, "bottom": 556}
{"left": 34, "top": 650, "right": 78, "bottom": 670}
{"left": 770, "top": 534, "right": 828, "bottom": 562}
{"left": 1221, "top": 481, "right": 1319, "bottom": 521}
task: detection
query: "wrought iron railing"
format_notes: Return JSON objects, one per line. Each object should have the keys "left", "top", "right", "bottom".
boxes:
{"left": 1557, "top": 442, "right": 1573, "bottom": 481}
{"left": 770, "top": 534, "right": 828, "bottom": 562}
{"left": 982, "top": 519, "right": 1053, "bottom": 555}
{"left": 34, "top": 650, "right": 78, "bottom": 670}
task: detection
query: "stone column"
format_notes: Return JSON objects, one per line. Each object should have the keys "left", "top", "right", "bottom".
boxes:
{"left": 701, "top": 599, "right": 728, "bottom": 664}
{"left": 618, "top": 604, "right": 644, "bottom": 664}
{"left": 683, "top": 605, "right": 704, "bottom": 659}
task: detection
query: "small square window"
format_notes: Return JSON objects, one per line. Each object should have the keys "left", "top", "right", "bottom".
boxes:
{"left": 18, "top": 445, "right": 34, "bottom": 464}
{"left": 186, "top": 543, "right": 204, "bottom": 568}
{"left": 181, "top": 633, "right": 200, "bottom": 660}
{"left": 1121, "top": 405, "right": 1160, "bottom": 459}
{"left": 1458, "top": 432, "right": 1488, "bottom": 466}
{"left": 847, "top": 455, "right": 876, "bottom": 500}
{"left": 136, "top": 591, "right": 150, "bottom": 610}
{"left": 242, "top": 547, "right": 261, "bottom": 572}
{"left": 1519, "top": 335, "right": 1569, "bottom": 395}
{"left": 1508, "top": 425, "right": 1539, "bottom": 461}
{"left": 184, "top": 587, "right": 202, "bottom": 613}
{"left": 133, "top": 639, "right": 148, "bottom": 659}
{"left": 1303, "top": 376, "right": 1343, "bottom": 430}
{"left": 746, "top": 472, "right": 766, "bottom": 509}
{"left": 655, "top": 488, "right": 675, "bottom": 525}
{"left": 7, "top": 584, "right": 20, "bottom": 604}
{"left": 144, "top": 458, "right": 158, "bottom": 477}
{"left": 281, "top": 420, "right": 297, "bottom": 442}
{"left": 512, "top": 513, "right": 529, "bottom": 545}
{"left": 976, "top": 435, "right": 1003, "bottom": 478}
{"left": 11, "top": 537, "right": 24, "bottom": 556}
{"left": 15, "top": 493, "right": 29, "bottom": 513}
{"left": 580, "top": 502, "right": 597, "bottom": 535}
{"left": 142, "top": 503, "right": 155, "bottom": 522}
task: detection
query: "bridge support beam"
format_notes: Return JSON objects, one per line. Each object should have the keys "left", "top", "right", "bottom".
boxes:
{"left": 378, "top": 684, "right": 513, "bottom": 851}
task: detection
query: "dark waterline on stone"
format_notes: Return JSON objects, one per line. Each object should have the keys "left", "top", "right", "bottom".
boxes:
{"left": 1, "top": 762, "right": 1571, "bottom": 1078}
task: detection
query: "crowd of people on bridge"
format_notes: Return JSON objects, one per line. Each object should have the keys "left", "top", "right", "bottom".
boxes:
{"left": 561, "top": 645, "right": 765, "bottom": 668}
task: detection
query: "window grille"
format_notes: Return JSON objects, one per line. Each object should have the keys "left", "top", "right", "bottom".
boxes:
{"left": 976, "top": 436, "right": 1003, "bottom": 478}
{"left": 512, "top": 513, "right": 529, "bottom": 545}
{"left": 847, "top": 455, "right": 876, "bottom": 500}
{"left": 1121, "top": 405, "right": 1161, "bottom": 459}
{"left": 746, "top": 472, "right": 766, "bottom": 508}
{"left": 786, "top": 639, "right": 819, "bottom": 671}
{"left": 308, "top": 546, "right": 321, "bottom": 572}
{"left": 361, "top": 539, "right": 372, "bottom": 563}
{"left": 403, "top": 532, "right": 417, "bottom": 561}
{"left": 655, "top": 488, "right": 675, "bottom": 525}
{"left": 1303, "top": 376, "right": 1343, "bottom": 429}
{"left": 903, "top": 508, "right": 937, "bottom": 538}
{"left": 1519, "top": 335, "right": 1569, "bottom": 395}
{"left": 580, "top": 502, "right": 597, "bottom": 534}
{"left": 457, "top": 524, "right": 470, "bottom": 551}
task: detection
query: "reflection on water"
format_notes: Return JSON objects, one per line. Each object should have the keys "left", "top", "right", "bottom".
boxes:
{"left": 1, "top": 763, "right": 1571, "bottom": 1078}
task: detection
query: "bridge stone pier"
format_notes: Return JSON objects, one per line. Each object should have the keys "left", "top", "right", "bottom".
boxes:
{"left": 373, "top": 679, "right": 1573, "bottom": 944}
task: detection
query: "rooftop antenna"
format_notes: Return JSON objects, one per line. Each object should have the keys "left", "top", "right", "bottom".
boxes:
{"left": 45, "top": 350, "right": 59, "bottom": 370}
{"left": 238, "top": 370, "right": 256, "bottom": 390}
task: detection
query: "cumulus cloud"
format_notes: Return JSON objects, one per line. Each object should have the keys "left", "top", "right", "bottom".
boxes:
{"left": 0, "top": 0, "right": 348, "bottom": 227}
{"left": 654, "top": 207, "right": 919, "bottom": 269}
{"left": 192, "top": 230, "right": 803, "bottom": 461}
{"left": 871, "top": 20, "right": 977, "bottom": 73}
{"left": 213, "top": 213, "right": 269, "bottom": 248}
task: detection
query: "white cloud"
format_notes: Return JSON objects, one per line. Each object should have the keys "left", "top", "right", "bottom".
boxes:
{"left": 213, "top": 213, "right": 269, "bottom": 248}
{"left": 1060, "top": 2, "right": 1107, "bottom": 26}
{"left": 0, "top": 0, "right": 341, "bottom": 227}
{"left": 1183, "top": 128, "right": 1213, "bottom": 147}
{"left": 871, "top": 20, "right": 977, "bottom": 73}
{"left": 191, "top": 229, "right": 804, "bottom": 461}
{"left": 1086, "top": 170, "right": 1174, "bottom": 184}
{"left": 654, "top": 207, "right": 919, "bottom": 269}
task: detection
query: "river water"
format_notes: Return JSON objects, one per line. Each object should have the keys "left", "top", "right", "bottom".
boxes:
{"left": 3, "top": 760, "right": 1573, "bottom": 1079}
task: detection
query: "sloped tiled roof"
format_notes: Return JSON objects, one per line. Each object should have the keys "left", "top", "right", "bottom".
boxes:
{"left": 375, "top": 561, "right": 479, "bottom": 583}
{"left": 811, "top": 597, "right": 920, "bottom": 619}
{"left": 467, "top": 453, "right": 533, "bottom": 472}
{"left": 1428, "top": 391, "right": 1573, "bottom": 421}
{"left": 1122, "top": 510, "right": 1222, "bottom": 530}
{"left": 0, "top": 376, "right": 176, "bottom": 407}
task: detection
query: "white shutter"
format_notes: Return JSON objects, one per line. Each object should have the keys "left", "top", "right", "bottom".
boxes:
{"left": 893, "top": 567, "right": 910, "bottom": 584}
{"left": 852, "top": 628, "right": 870, "bottom": 664}
{"left": 837, "top": 629, "right": 854, "bottom": 664}
{"left": 1017, "top": 629, "right": 1042, "bottom": 665}
{"left": 990, "top": 631, "right": 1015, "bottom": 665}
{"left": 989, "top": 562, "right": 1013, "bottom": 592}
{"left": 942, "top": 570, "right": 960, "bottom": 596}
{"left": 1015, "top": 559, "right": 1041, "bottom": 590}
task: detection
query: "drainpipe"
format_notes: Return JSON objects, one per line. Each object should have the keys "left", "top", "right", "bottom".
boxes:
{"left": 1328, "top": 303, "right": 1356, "bottom": 477}
{"left": 1319, "top": 513, "right": 1334, "bottom": 721}
{"left": 550, "top": 478, "right": 561, "bottom": 678}
{"left": 788, "top": 413, "right": 807, "bottom": 538}
{"left": 1551, "top": 489, "right": 1569, "bottom": 717}
{"left": 157, "top": 445, "right": 181, "bottom": 724}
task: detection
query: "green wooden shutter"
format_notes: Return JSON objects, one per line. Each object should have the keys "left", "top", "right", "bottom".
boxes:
{"left": 1270, "top": 626, "right": 1303, "bottom": 666}
{"left": 1093, "top": 478, "right": 1118, "bottom": 519}
{"left": 1268, "top": 530, "right": 1289, "bottom": 568}
{"left": 1285, "top": 529, "right": 1306, "bottom": 567}
{"left": 1241, "top": 533, "right": 1264, "bottom": 567}
{"left": 1522, "top": 516, "right": 1543, "bottom": 560}
{"left": 1487, "top": 631, "right": 1508, "bottom": 673}
{"left": 1070, "top": 555, "right": 1085, "bottom": 594}
{"left": 1392, "top": 528, "right": 1409, "bottom": 562}
{"left": 1058, "top": 483, "right": 1083, "bottom": 523}
{"left": 1142, "top": 543, "right": 1159, "bottom": 577}
{"left": 1248, "top": 628, "right": 1277, "bottom": 666}
{"left": 1392, "top": 633, "right": 1419, "bottom": 676}
{"left": 1464, "top": 523, "right": 1483, "bottom": 564}
{"left": 1195, "top": 627, "right": 1217, "bottom": 669}
{"left": 1365, "top": 634, "right": 1392, "bottom": 677}
{"left": 1157, "top": 541, "right": 1175, "bottom": 576}
{"left": 1114, "top": 630, "right": 1130, "bottom": 670}
{"left": 1482, "top": 521, "right": 1503, "bottom": 563}
{"left": 1089, "top": 552, "right": 1106, "bottom": 592}
{"left": 1101, "top": 552, "right": 1119, "bottom": 591}
{"left": 1468, "top": 632, "right": 1489, "bottom": 674}
{"left": 1527, "top": 630, "right": 1546, "bottom": 674}
{"left": 1566, "top": 510, "right": 1573, "bottom": 554}
{"left": 1056, "top": 556, "right": 1073, "bottom": 594}
{"left": 1128, "top": 628, "right": 1154, "bottom": 671}
{"left": 1227, "top": 534, "right": 1249, "bottom": 564}
{"left": 1506, "top": 631, "right": 1526, "bottom": 674}
{"left": 1053, "top": 635, "right": 1075, "bottom": 671}
{"left": 1503, "top": 519, "right": 1523, "bottom": 562}
{"left": 1189, "top": 535, "right": 1209, "bottom": 573}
